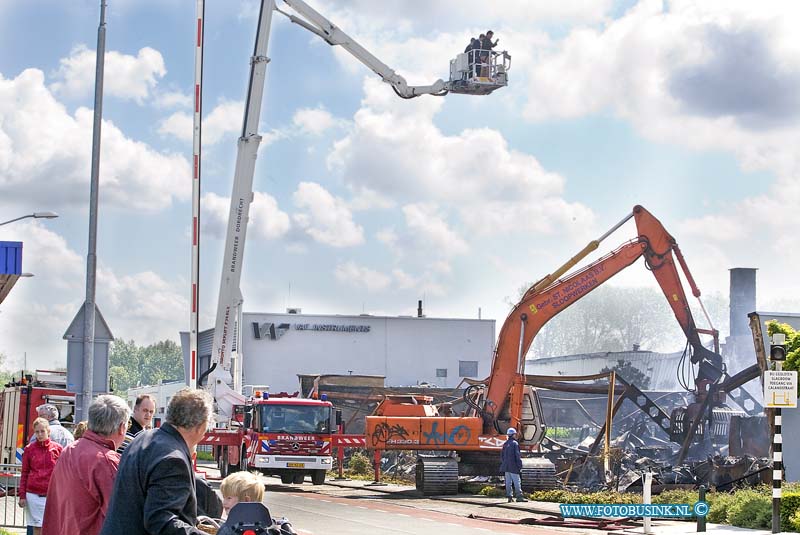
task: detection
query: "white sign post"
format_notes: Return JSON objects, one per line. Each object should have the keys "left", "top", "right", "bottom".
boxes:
{"left": 765, "top": 370, "right": 798, "bottom": 409}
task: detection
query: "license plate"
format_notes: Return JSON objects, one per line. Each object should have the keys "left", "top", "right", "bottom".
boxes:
{"left": 287, "top": 462, "right": 305, "bottom": 468}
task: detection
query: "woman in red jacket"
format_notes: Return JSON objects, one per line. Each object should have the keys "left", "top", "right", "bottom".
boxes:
{"left": 19, "top": 417, "right": 62, "bottom": 535}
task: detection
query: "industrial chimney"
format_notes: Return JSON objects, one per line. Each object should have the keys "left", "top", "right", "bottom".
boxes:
{"left": 729, "top": 268, "right": 757, "bottom": 338}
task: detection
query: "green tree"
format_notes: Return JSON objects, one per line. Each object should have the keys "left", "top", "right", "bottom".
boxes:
{"left": 766, "top": 320, "right": 800, "bottom": 373}
{"left": 0, "top": 352, "right": 13, "bottom": 386}
{"left": 109, "top": 339, "right": 184, "bottom": 395}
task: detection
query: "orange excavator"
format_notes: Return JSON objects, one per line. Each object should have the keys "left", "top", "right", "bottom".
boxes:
{"left": 366, "top": 205, "right": 728, "bottom": 494}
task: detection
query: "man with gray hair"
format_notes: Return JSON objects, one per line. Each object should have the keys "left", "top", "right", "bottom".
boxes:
{"left": 100, "top": 388, "right": 213, "bottom": 535}
{"left": 41, "top": 395, "right": 130, "bottom": 535}
{"left": 30, "top": 404, "right": 74, "bottom": 447}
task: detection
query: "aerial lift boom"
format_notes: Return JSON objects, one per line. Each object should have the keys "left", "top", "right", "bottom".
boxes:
{"left": 204, "top": 0, "right": 508, "bottom": 418}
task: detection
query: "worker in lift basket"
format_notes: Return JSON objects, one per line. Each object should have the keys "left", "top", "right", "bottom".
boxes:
{"left": 499, "top": 427, "right": 527, "bottom": 503}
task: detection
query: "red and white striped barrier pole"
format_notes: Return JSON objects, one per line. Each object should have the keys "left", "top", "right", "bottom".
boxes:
{"left": 336, "top": 422, "right": 345, "bottom": 479}
{"left": 189, "top": 0, "right": 205, "bottom": 389}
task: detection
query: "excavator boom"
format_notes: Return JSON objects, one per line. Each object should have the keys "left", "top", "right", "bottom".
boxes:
{"left": 483, "top": 205, "right": 722, "bottom": 433}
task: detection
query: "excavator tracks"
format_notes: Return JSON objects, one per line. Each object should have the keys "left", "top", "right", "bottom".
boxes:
{"left": 520, "top": 457, "right": 559, "bottom": 491}
{"left": 415, "top": 456, "right": 459, "bottom": 495}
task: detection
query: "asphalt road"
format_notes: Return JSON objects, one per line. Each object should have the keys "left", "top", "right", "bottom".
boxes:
{"left": 262, "top": 483, "right": 597, "bottom": 535}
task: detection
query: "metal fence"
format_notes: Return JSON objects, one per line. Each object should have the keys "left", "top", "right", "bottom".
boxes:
{"left": 0, "top": 464, "right": 27, "bottom": 528}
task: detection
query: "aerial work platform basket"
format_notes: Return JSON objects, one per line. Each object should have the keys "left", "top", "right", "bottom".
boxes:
{"left": 446, "top": 49, "right": 511, "bottom": 95}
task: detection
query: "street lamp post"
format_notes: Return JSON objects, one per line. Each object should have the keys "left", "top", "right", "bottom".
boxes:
{"left": 0, "top": 212, "right": 59, "bottom": 226}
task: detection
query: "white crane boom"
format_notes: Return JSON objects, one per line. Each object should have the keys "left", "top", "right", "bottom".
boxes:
{"left": 207, "top": 0, "right": 509, "bottom": 419}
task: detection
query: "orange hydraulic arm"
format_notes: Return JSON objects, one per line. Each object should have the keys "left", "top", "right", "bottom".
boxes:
{"left": 482, "top": 205, "right": 723, "bottom": 434}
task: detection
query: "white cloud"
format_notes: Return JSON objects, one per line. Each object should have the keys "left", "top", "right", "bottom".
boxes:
{"left": 50, "top": 45, "right": 166, "bottom": 103}
{"left": 516, "top": 0, "right": 800, "bottom": 305}
{"left": 292, "top": 106, "right": 339, "bottom": 136}
{"left": 0, "top": 69, "right": 189, "bottom": 212}
{"left": 0, "top": 221, "right": 82, "bottom": 291}
{"left": 292, "top": 182, "right": 364, "bottom": 247}
{"left": 204, "top": 100, "right": 244, "bottom": 145}
{"left": 335, "top": 261, "right": 391, "bottom": 292}
{"left": 328, "top": 77, "right": 594, "bottom": 237}
{"left": 158, "top": 100, "right": 291, "bottom": 147}
{"left": 402, "top": 203, "right": 468, "bottom": 258}
{"left": 312, "top": 0, "right": 613, "bottom": 36}
{"left": 154, "top": 90, "right": 192, "bottom": 109}
{"left": 158, "top": 100, "right": 242, "bottom": 144}
{"left": 201, "top": 191, "right": 290, "bottom": 241}
{"left": 158, "top": 111, "right": 193, "bottom": 142}
{"left": 0, "top": 223, "right": 187, "bottom": 369}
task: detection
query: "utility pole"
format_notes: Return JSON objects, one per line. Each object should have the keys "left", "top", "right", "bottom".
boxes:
{"left": 80, "top": 0, "right": 108, "bottom": 421}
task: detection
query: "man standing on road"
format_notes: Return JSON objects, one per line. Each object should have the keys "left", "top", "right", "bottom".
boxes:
{"left": 500, "top": 427, "right": 527, "bottom": 503}
{"left": 30, "top": 404, "right": 74, "bottom": 448}
{"left": 42, "top": 395, "right": 130, "bottom": 535}
{"left": 117, "top": 393, "right": 156, "bottom": 453}
{"left": 100, "top": 388, "right": 212, "bottom": 535}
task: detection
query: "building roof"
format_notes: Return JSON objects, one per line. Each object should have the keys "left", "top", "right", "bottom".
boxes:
{"left": 527, "top": 349, "right": 687, "bottom": 391}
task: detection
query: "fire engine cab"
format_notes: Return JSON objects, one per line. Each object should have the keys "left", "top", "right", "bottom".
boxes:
{"left": 204, "top": 392, "right": 341, "bottom": 485}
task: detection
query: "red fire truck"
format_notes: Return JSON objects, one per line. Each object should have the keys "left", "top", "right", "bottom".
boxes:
{"left": 0, "top": 371, "right": 75, "bottom": 464}
{"left": 204, "top": 392, "right": 365, "bottom": 485}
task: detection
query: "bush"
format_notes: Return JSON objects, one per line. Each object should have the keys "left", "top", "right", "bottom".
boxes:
{"left": 726, "top": 489, "right": 771, "bottom": 529}
{"left": 347, "top": 451, "right": 371, "bottom": 475}
{"left": 782, "top": 490, "right": 800, "bottom": 532}
{"left": 652, "top": 488, "right": 700, "bottom": 507}
{"left": 706, "top": 491, "right": 737, "bottom": 524}
{"left": 789, "top": 508, "right": 800, "bottom": 533}
{"left": 195, "top": 450, "right": 214, "bottom": 461}
{"left": 526, "top": 489, "right": 640, "bottom": 505}
{"left": 478, "top": 485, "right": 505, "bottom": 497}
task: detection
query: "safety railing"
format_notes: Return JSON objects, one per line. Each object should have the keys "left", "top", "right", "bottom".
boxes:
{"left": 0, "top": 464, "right": 27, "bottom": 528}
{"left": 462, "top": 48, "right": 510, "bottom": 80}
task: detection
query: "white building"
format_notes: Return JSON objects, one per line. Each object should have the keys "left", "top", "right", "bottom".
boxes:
{"left": 180, "top": 311, "right": 496, "bottom": 394}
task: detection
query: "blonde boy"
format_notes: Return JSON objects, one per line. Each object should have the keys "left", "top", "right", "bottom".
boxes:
{"left": 219, "top": 471, "right": 265, "bottom": 515}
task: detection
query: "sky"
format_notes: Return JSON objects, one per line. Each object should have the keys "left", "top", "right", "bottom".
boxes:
{"left": 1, "top": 0, "right": 799, "bottom": 371}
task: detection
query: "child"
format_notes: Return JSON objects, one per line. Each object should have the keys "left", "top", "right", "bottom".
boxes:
{"left": 219, "top": 471, "right": 265, "bottom": 516}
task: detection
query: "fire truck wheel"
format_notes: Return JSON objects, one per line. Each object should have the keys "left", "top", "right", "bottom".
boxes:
{"left": 292, "top": 472, "right": 305, "bottom": 484}
{"left": 280, "top": 473, "right": 294, "bottom": 484}
{"left": 311, "top": 470, "right": 326, "bottom": 485}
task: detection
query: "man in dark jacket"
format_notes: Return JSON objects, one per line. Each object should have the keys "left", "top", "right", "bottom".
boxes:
{"left": 464, "top": 36, "right": 481, "bottom": 78}
{"left": 117, "top": 393, "right": 156, "bottom": 454}
{"left": 100, "top": 388, "right": 213, "bottom": 535}
{"left": 479, "top": 30, "right": 499, "bottom": 77}
{"left": 499, "top": 427, "right": 527, "bottom": 502}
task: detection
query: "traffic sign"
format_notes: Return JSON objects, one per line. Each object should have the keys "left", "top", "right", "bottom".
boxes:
{"left": 764, "top": 370, "right": 798, "bottom": 408}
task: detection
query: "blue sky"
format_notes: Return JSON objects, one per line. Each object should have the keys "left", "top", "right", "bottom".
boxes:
{"left": 1, "top": 0, "right": 798, "bottom": 370}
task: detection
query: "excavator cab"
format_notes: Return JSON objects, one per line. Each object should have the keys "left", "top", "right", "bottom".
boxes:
{"left": 446, "top": 49, "right": 511, "bottom": 95}
{"left": 520, "top": 386, "right": 547, "bottom": 445}
{"left": 494, "top": 385, "right": 547, "bottom": 446}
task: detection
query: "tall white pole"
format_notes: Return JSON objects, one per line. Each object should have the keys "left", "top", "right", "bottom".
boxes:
{"left": 81, "top": 0, "right": 107, "bottom": 421}
{"left": 189, "top": 0, "right": 205, "bottom": 388}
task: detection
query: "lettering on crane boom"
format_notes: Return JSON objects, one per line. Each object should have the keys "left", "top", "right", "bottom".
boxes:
{"left": 530, "top": 264, "right": 606, "bottom": 314}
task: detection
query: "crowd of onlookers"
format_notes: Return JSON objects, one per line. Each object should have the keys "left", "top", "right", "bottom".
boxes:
{"left": 18, "top": 389, "right": 265, "bottom": 535}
